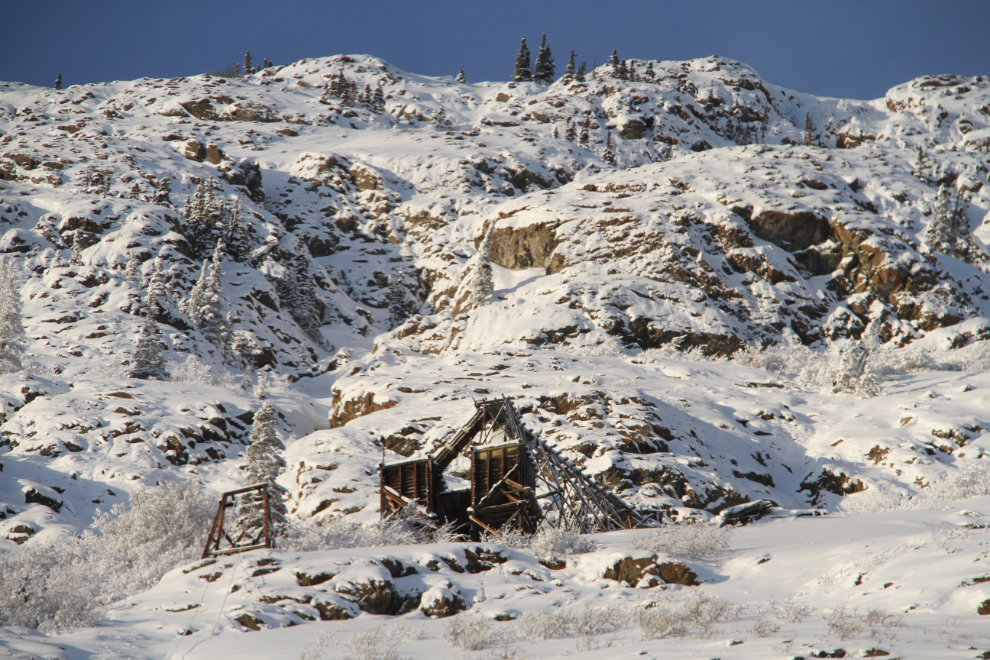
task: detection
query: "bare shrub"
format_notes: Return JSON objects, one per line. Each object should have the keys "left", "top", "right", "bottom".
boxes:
{"left": 0, "top": 481, "right": 214, "bottom": 631}
{"left": 282, "top": 505, "right": 460, "bottom": 552}
{"left": 344, "top": 622, "right": 419, "bottom": 660}
{"left": 444, "top": 615, "right": 513, "bottom": 651}
{"left": 824, "top": 603, "right": 904, "bottom": 641}
{"left": 637, "top": 592, "right": 743, "bottom": 640}
{"left": 299, "top": 629, "right": 339, "bottom": 660}
{"left": 843, "top": 461, "right": 990, "bottom": 514}
{"left": 520, "top": 604, "right": 627, "bottom": 640}
{"left": 758, "top": 596, "right": 811, "bottom": 625}
{"left": 632, "top": 522, "right": 732, "bottom": 559}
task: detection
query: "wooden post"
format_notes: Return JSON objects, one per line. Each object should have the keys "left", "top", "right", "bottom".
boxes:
{"left": 262, "top": 483, "right": 272, "bottom": 549}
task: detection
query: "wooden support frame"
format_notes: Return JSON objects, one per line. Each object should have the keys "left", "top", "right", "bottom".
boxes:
{"left": 202, "top": 484, "right": 275, "bottom": 559}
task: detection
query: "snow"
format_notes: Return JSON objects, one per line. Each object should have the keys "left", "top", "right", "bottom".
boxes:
{"left": 3, "top": 50, "right": 990, "bottom": 659}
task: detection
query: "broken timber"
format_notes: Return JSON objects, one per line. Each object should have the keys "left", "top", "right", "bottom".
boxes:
{"left": 202, "top": 484, "right": 276, "bottom": 558}
{"left": 379, "top": 397, "right": 656, "bottom": 538}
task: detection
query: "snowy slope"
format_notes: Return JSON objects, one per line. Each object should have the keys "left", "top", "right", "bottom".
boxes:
{"left": 2, "top": 52, "right": 990, "bottom": 660}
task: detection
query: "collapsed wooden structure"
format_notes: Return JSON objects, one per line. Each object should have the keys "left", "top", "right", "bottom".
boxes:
{"left": 379, "top": 398, "right": 654, "bottom": 537}
{"left": 202, "top": 484, "right": 276, "bottom": 558}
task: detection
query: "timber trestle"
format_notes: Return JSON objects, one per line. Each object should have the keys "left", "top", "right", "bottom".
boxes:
{"left": 379, "top": 397, "right": 656, "bottom": 539}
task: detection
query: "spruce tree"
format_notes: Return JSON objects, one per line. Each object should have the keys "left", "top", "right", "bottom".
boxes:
{"left": 579, "top": 124, "right": 590, "bottom": 147}
{"left": 129, "top": 313, "right": 168, "bottom": 381}
{"left": 562, "top": 51, "right": 576, "bottom": 82}
{"left": 234, "top": 398, "right": 288, "bottom": 541}
{"left": 153, "top": 177, "right": 172, "bottom": 208}
{"left": 432, "top": 106, "right": 451, "bottom": 128}
{"left": 645, "top": 62, "right": 656, "bottom": 81}
{"left": 565, "top": 119, "right": 577, "bottom": 142}
{"left": 244, "top": 51, "right": 254, "bottom": 75}
{"left": 181, "top": 241, "right": 230, "bottom": 353}
{"left": 533, "top": 34, "right": 555, "bottom": 84}
{"left": 603, "top": 131, "right": 616, "bottom": 164}
{"left": 234, "top": 63, "right": 241, "bottom": 77}
{"left": 512, "top": 37, "right": 532, "bottom": 82}
{"left": 372, "top": 85, "right": 386, "bottom": 113}
{"left": 803, "top": 114, "right": 815, "bottom": 146}
{"left": 616, "top": 60, "right": 629, "bottom": 81}
{"left": 70, "top": 235, "right": 84, "bottom": 266}
{"left": 146, "top": 252, "right": 169, "bottom": 317}
{"left": 456, "top": 69, "right": 467, "bottom": 83}
{"left": 609, "top": 50, "right": 620, "bottom": 77}
{"left": 454, "top": 222, "right": 495, "bottom": 314}
{"left": 0, "top": 258, "right": 25, "bottom": 374}
{"left": 125, "top": 253, "right": 142, "bottom": 283}
{"left": 575, "top": 62, "right": 587, "bottom": 82}
{"left": 54, "top": 73, "right": 62, "bottom": 90}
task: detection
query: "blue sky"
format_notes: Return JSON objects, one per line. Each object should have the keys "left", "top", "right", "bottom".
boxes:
{"left": 3, "top": 0, "right": 988, "bottom": 100}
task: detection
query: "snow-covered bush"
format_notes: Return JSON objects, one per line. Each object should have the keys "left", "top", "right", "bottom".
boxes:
{"left": 636, "top": 592, "right": 743, "bottom": 640}
{"left": 444, "top": 614, "right": 513, "bottom": 650}
{"left": 632, "top": 522, "right": 732, "bottom": 559}
{"left": 281, "top": 506, "right": 459, "bottom": 552}
{"left": 824, "top": 603, "right": 904, "bottom": 640}
{"left": 169, "top": 354, "right": 244, "bottom": 388}
{"left": 488, "top": 524, "right": 597, "bottom": 562}
{"left": 520, "top": 604, "right": 627, "bottom": 640}
{"left": 0, "top": 481, "right": 214, "bottom": 631}
{"left": 344, "top": 622, "right": 421, "bottom": 660}
{"left": 843, "top": 461, "right": 990, "bottom": 514}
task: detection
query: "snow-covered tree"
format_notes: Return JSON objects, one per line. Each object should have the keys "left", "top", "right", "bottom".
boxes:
{"left": 565, "top": 119, "right": 577, "bottom": 142}
{"left": 0, "top": 258, "right": 25, "bottom": 374}
{"left": 54, "top": 73, "right": 62, "bottom": 90}
{"left": 603, "top": 131, "right": 616, "bottom": 164}
{"left": 608, "top": 50, "right": 620, "bottom": 77}
{"left": 456, "top": 69, "right": 467, "bottom": 83}
{"left": 129, "top": 312, "right": 168, "bottom": 381}
{"left": 513, "top": 37, "right": 532, "bottom": 82}
{"left": 181, "top": 241, "right": 230, "bottom": 353}
{"left": 372, "top": 85, "right": 386, "bottom": 113}
{"left": 575, "top": 61, "right": 587, "bottom": 82}
{"left": 453, "top": 222, "right": 496, "bottom": 314}
{"left": 146, "top": 251, "right": 169, "bottom": 314}
{"left": 235, "top": 399, "right": 288, "bottom": 541}
{"left": 644, "top": 61, "right": 656, "bottom": 81}
{"left": 533, "top": 34, "right": 555, "bottom": 84}
{"left": 244, "top": 51, "right": 254, "bottom": 75}
{"left": 926, "top": 182, "right": 983, "bottom": 264}
{"left": 153, "top": 176, "right": 172, "bottom": 208}
{"left": 432, "top": 106, "right": 451, "bottom": 128}
{"left": 803, "top": 114, "right": 816, "bottom": 146}
{"left": 125, "top": 253, "right": 142, "bottom": 283}
{"left": 70, "top": 234, "right": 84, "bottom": 266}
{"left": 562, "top": 51, "right": 576, "bottom": 82}
{"left": 273, "top": 241, "right": 327, "bottom": 348}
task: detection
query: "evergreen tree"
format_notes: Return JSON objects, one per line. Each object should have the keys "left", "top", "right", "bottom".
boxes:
{"left": 244, "top": 51, "right": 254, "bottom": 75}
{"left": 562, "top": 51, "right": 576, "bottom": 82}
{"left": 70, "top": 235, "right": 84, "bottom": 266}
{"left": 234, "top": 63, "right": 241, "bottom": 77}
{"left": 533, "top": 34, "right": 555, "bottom": 84}
{"left": 456, "top": 69, "right": 467, "bottom": 83}
{"left": 234, "top": 399, "right": 288, "bottom": 541}
{"left": 0, "top": 258, "right": 25, "bottom": 374}
{"left": 608, "top": 50, "right": 620, "bottom": 77}
{"left": 146, "top": 252, "right": 169, "bottom": 316}
{"left": 360, "top": 83, "right": 373, "bottom": 105}
{"left": 644, "top": 62, "right": 656, "bottom": 81}
{"left": 153, "top": 176, "right": 172, "bottom": 208}
{"left": 128, "top": 182, "right": 141, "bottom": 199}
{"left": 54, "top": 73, "right": 62, "bottom": 91}
{"left": 512, "top": 37, "right": 532, "bottom": 82}
{"left": 603, "top": 131, "right": 616, "bottom": 164}
{"left": 803, "top": 113, "right": 815, "bottom": 146}
{"left": 221, "top": 197, "right": 251, "bottom": 262}
{"left": 273, "top": 244, "right": 327, "bottom": 348}
{"left": 129, "top": 313, "right": 168, "bottom": 381}
{"left": 575, "top": 62, "right": 587, "bottom": 82}
{"left": 372, "top": 85, "right": 386, "bottom": 113}
{"left": 926, "top": 182, "right": 982, "bottom": 264}
{"left": 454, "top": 222, "right": 495, "bottom": 314}
{"left": 340, "top": 82, "right": 355, "bottom": 107}
{"left": 579, "top": 124, "right": 590, "bottom": 147}
{"left": 432, "top": 106, "right": 451, "bottom": 128}
{"left": 565, "top": 119, "right": 577, "bottom": 142}
{"left": 616, "top": 60, "right": 629, "bottom": 81}
{"left": 181, "top": 241, "right": 230, "bottom": 353}
{"left": 914, "top": 146, "right": 931, "bottom": 180}
{"left": 125, "top": 253, "right": 142, "bottom": 284}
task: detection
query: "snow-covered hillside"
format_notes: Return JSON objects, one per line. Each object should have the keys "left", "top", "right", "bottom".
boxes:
{"left": 2, "top": 53, "right": 990, "bottom": 659}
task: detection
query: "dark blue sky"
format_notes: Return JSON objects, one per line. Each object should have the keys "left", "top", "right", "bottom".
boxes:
{"left": 3, "top": 0, "right": 988, "bottom": 100}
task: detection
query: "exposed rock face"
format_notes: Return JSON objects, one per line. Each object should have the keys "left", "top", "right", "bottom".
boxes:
{"left": 488, "top": 223, "right": 559, "bottom": 270}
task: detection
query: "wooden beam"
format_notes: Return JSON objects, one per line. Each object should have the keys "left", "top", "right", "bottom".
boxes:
{"left": 469, "top": 514, "right": 500, "bottom": 536}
